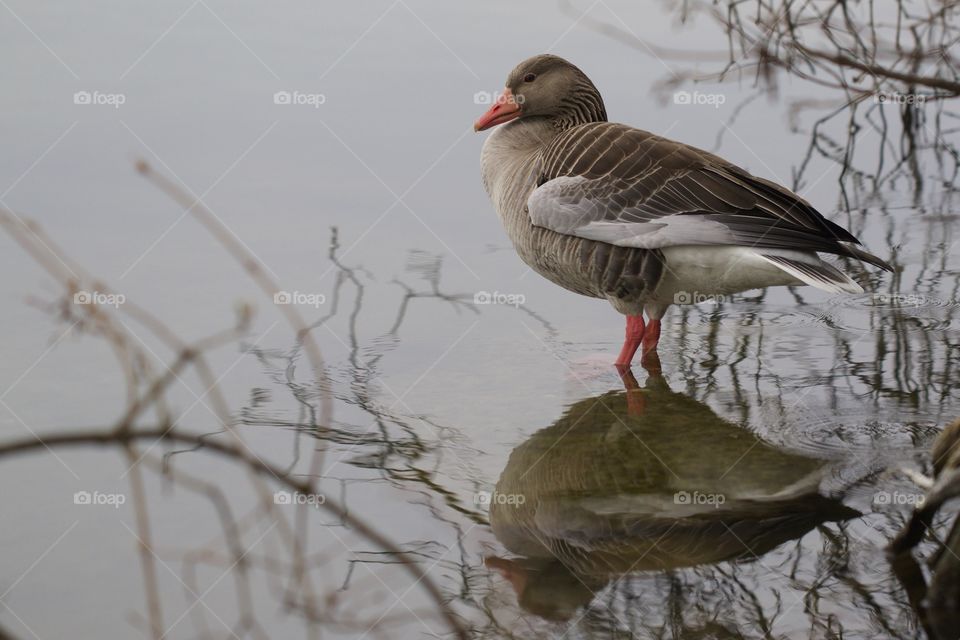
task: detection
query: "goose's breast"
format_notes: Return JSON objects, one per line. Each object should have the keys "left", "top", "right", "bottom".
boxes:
{"left": 481, "top": 124, "right": 666, "bottom": 303}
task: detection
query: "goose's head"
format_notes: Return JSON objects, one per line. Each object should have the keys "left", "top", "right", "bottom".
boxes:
{"left": 473, "top": 54, "right": 607, "bottom": 132}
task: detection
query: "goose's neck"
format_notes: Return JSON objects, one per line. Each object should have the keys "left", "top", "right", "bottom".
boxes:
{"left": 550, "top": 86, "right": 608, "bottom": 131}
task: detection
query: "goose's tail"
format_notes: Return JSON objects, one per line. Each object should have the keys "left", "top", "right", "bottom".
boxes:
{"left": 757, "top": 252, "right": 864, "bottom": 294}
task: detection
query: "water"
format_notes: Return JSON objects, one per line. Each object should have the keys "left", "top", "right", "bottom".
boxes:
{"left": 1, "top": 1, "right": 959, "bottom": 638}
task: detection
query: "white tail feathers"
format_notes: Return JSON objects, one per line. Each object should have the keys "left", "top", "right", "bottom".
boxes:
{"left": 757, "top": 253, "right": 863, "bottom": 294}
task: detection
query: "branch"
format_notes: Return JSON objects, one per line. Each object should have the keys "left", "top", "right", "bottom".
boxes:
{"left": 0, "top": 427, "right": 468, "bottom": 639}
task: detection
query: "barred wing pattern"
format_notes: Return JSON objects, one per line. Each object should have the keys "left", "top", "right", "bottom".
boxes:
{"left": 527, "top": 123, "right": 889, "bottom": 269}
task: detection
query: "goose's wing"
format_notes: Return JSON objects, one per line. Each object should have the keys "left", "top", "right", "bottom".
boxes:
{"left": 528, "top": 123, "right": 890, "bottom": 269}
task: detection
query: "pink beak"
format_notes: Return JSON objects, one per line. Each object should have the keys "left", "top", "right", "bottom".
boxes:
{"left": 474, "top": 88, "right": 522, "bottom": 132}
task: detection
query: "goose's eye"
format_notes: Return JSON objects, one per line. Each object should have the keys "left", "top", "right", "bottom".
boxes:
{"left": 523, "top": 73, "right": 537, "bottom": 83}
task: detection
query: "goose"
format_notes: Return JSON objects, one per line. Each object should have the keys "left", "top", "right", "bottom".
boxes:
{"left": 475, "top": 54, "right": 891, "bottom": 367}
{"left": 484, "top": 372, "right": 857, "bottom": 620}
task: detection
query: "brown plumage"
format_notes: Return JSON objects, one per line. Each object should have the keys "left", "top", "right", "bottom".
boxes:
{"left": 475, "top": 54, "right": 891, "bottom": 365}
{"left": 485, "top": 378, "right": 857, "bottom": 620}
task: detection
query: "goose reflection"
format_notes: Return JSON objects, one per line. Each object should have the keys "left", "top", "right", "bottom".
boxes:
{"left": 485, "top": 369, "right": 859, "bottom": 621}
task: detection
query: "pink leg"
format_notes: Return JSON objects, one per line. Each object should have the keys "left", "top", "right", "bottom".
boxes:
{"left": 642, "top": 318, "right": 661, "bottom": 355}
{"left": 640, "top": 318, "right": 662, "bottom": 373}
{"left": 640, "top": 318, "right": 661, "bottom": 375}
{"left": 614, "top": 314, "right": 645, "bottom": 367}
{"left": 617, "top": 365, "right": 647, "bottom": 416}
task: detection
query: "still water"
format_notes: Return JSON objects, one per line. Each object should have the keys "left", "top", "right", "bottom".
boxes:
{"left": 1, "top": 1, "right": 958, "bottom": 638}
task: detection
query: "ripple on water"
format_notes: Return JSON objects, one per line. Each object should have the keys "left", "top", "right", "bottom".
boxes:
{"left": 607, "top": 293, "right": 957, "bottom": 339}
{"left": 819, "top": 292, "right": 960, "bottom": 331}
{"left": 682, "top": 303, "right": 827, "bottom": 333}
{"left": 755, "top": 402, "right": 940, "bottom": 461}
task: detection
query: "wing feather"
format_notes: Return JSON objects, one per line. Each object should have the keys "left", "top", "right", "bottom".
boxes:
{"left": 527, "top": 123, "right": 890, "bottom": 269}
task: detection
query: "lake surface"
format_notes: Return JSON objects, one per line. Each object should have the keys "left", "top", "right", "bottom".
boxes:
{"left": 2, "top": 1, "right": 959, "bottom": 638}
